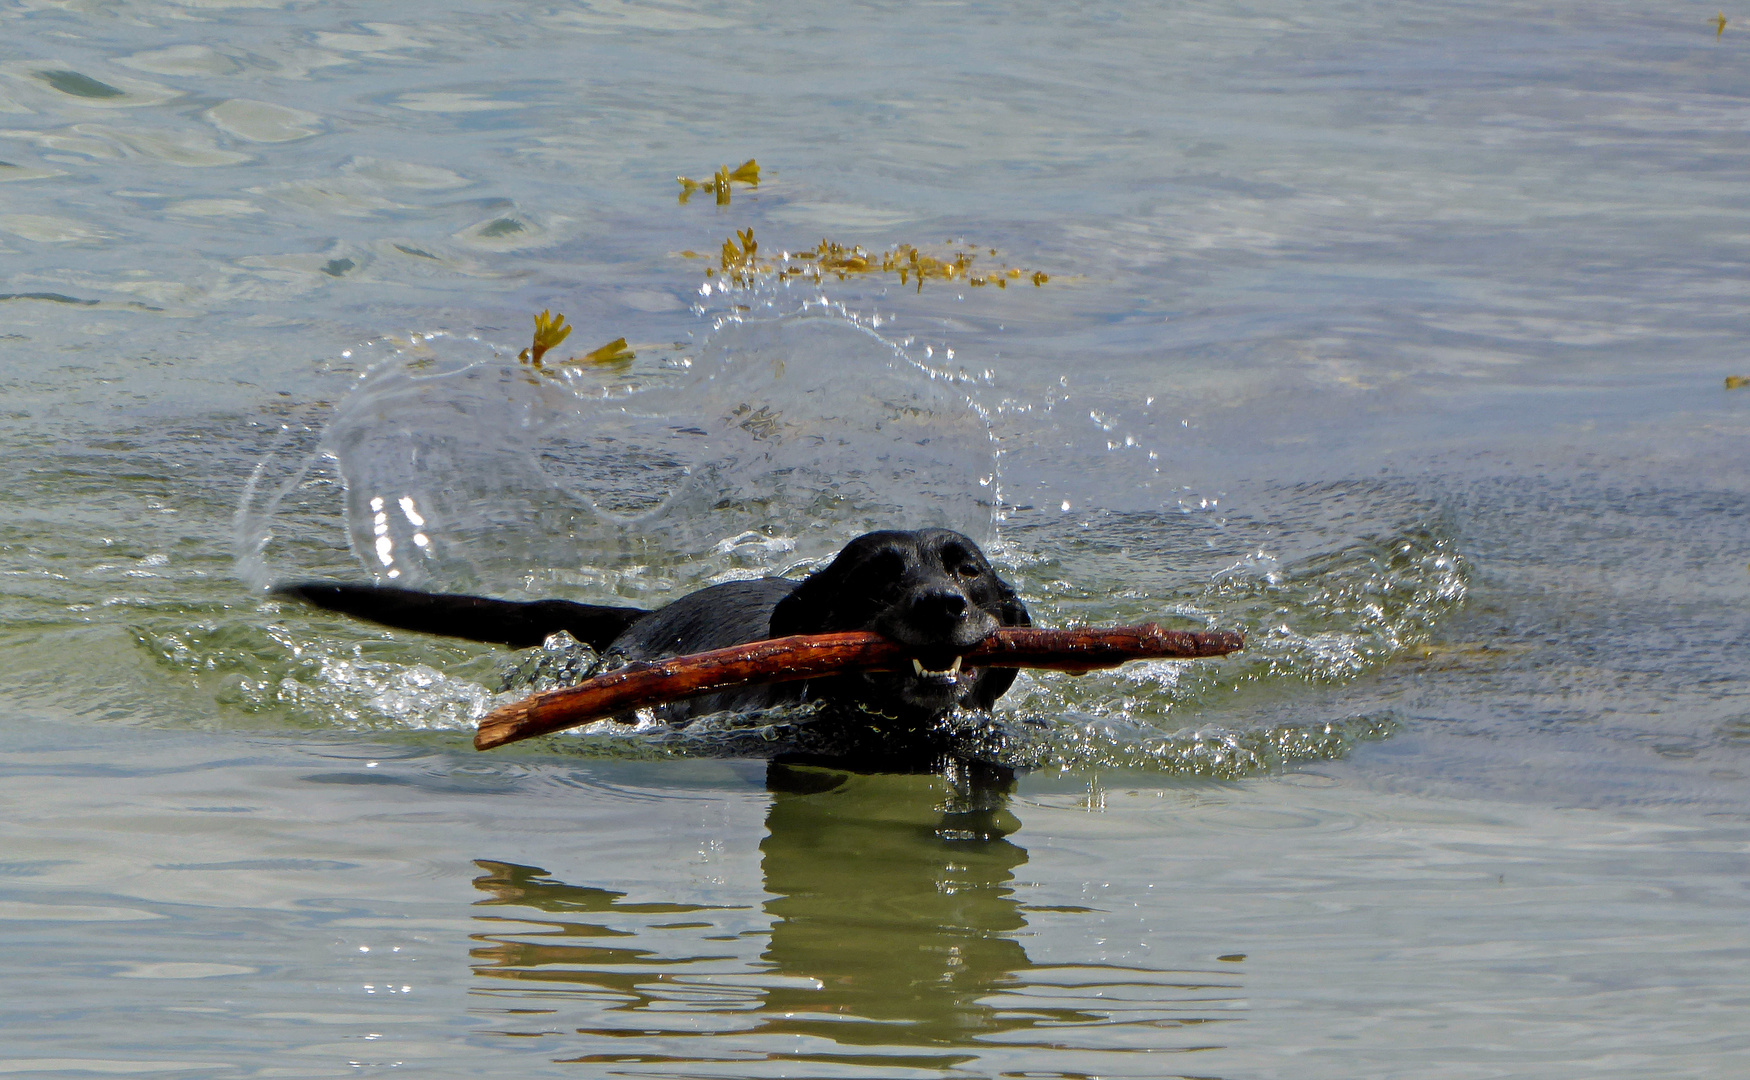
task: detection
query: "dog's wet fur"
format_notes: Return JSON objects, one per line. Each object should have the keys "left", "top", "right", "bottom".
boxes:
{"left": 276, "top": 529, "right": 1030, "bottom": 760}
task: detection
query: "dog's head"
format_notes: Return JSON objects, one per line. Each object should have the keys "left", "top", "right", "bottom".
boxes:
{"left": 768, "top": 529, "right": 1030, "bottom": 722}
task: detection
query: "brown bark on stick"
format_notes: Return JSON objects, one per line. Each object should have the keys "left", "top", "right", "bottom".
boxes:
{"left": 474, "top": 624, "right": 1242, "bottom": 751}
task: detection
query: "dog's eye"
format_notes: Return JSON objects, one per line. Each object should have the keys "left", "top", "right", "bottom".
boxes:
{"left": 940, "top": 542, "right": 984, "bottom": 579}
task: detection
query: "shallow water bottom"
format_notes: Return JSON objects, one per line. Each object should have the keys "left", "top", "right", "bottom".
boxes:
{"left": 4, "top": 716, "right": 1744, "bottom": 1079}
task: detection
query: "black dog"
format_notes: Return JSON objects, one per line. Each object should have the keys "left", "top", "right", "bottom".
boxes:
{"left": 276, "top": 529, "right": 1030, "bottom": 728}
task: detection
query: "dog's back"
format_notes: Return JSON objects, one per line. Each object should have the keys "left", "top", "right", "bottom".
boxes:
{"left": 604, "top": 578, "right": 797, "bottom": 721}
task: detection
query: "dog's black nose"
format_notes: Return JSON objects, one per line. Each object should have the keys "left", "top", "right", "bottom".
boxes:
{"left": 911, "top": 588, "right": 968, "bottom": 625}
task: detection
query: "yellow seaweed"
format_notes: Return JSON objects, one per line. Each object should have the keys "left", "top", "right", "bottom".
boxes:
{"left": 579, "top": 337, "right": 635, "bottom": 365}
{"left": 518, "top": 309, "right": 572, "bottom": 366}
{"left": 517, "top": 310, "right": 634, "bottom": 372}
{"left": 678, "top": 158, "right": 761, "bottom": 205}
{"left": 1716, "top": 11, "right": 1728, "bottom": 38}
{"left": 691, "top": 227, "right": 1053, "bottom": 294}
{"left": 1726, "top": 375, "right": 1747, "bottom": 390}
{"left": 721, "top": 227, "right": 758, "bottom": 271}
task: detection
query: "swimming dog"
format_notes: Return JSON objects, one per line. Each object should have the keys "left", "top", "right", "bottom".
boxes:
{"left": 276, "top": 529, "right": 1030, "bottom": 728}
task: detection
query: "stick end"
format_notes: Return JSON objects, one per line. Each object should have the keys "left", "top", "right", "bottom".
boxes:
{"left": 474, "top": 702, "right": 530, "bottom": 751}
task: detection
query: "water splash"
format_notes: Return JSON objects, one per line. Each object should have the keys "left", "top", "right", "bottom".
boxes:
{"left": 218, "top": 309, "right": 1474, "bottom": 774}
{"left": 237, "top": 311, "right": 997, "bottom": 598}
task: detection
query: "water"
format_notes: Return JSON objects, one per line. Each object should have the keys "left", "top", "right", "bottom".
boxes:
{"left": 3, "top": 0, "right": 1748, "bottom": 1075}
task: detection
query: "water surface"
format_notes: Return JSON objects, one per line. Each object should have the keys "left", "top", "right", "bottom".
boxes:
{"left": 2, "top": 0, "right": 1747, "bottom": 1075}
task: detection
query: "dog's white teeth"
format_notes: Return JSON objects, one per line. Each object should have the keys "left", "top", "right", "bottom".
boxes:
{"left": 950, "top": 655, "right": 962, "bottom": 675}
{"left": 911, "top": 656, "right": 965, "bottom": 678}
{"left": 912, "top": 658, "right": 925, "bottom": 676}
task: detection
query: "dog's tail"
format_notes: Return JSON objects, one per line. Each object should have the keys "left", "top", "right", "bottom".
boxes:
{"left": 271, "top": 583, "right": 647, "bottom": 650}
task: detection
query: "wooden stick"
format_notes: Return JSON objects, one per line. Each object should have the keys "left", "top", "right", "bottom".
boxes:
{"left": 475, "top": 624, "right": 1242, "bottom": 751}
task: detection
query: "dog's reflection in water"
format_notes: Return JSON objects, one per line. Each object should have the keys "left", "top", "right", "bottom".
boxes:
{"left": 756, "top": 759, "right": 1030, "bottom": 1045}
{"left": 470, "top": 762, "right": 1239, "bottom": 1067}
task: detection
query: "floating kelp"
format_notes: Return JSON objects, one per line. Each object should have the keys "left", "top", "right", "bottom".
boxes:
{"left": 517, "top": 310, "right": 634, "bottom": 370}
{"left": 677, "top": 158, "right": 760, "bottom": 205}
{"left": 517, "top": 309, "right": 570, "bottom": 365}
{"left": 682, "top": 228, "right": 1050, "bottom": 294}
{"left": 578, "top": 337, "right": 635, "bottom": 364}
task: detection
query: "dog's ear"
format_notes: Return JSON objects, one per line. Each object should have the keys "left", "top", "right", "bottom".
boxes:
{"left": 967, "top": 577, "right": 1027, "bottom": 710}
{"left": 966, "top": 561, "right": 1029, "bottom": 627}
{"left": 995, "top": 583, "right": 1030, "bottom": 628}
{"left": 768, "top": 536, "right": 907, "bottom": 637}
{"left": 768, "top": 571, "right": 834, "bottom": 637}
{"left": 967, "top": 667, "right": 1019, "bottom": 711}
{"left": 769, "top": 556, "right": 882, "bottom": 636}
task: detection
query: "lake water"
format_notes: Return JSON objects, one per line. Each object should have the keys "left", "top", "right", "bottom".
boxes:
{"left": 3, "top": 0, "right": 1747, "bottom": 1075}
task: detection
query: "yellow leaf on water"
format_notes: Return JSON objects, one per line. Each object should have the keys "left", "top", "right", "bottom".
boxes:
{"left": 579, "top": 337, "right": 635, "bottom": 365}
{"left": 1726, "top": 375, "right": 1747, "bottom": 389}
